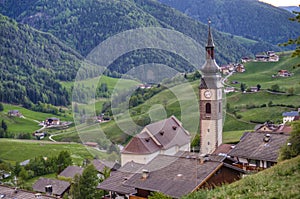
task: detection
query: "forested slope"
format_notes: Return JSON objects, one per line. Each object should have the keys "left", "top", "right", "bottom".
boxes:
{"left": 158, "top": 0, "right": 300, "bottom": 46}
{"left": 0, "top": 14, "right": 82, "bottom": 106}
{"left": 1, "top": 0, "right": 254, "bottom": 66}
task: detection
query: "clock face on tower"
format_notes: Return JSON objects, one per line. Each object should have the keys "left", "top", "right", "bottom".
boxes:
{"left": 204, "top": 90, "right": 211, "bottom": 98}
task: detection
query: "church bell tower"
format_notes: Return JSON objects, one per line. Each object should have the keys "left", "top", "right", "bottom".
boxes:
{"left": 199, "top": 20, "right": 223, "bottom": 154}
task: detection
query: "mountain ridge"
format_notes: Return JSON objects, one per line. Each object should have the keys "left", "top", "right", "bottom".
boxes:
{"left": 158, "top": 0, "right": 300, "bottom": 46}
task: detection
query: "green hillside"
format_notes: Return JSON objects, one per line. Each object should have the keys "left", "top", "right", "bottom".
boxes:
{"left": 158, "top": 0, "right": 300, "bottom": 48}
{"left": 0, "top": 0, "right": 253, "bottom": 65}
{"left": 0, "top": 103, "right": 73, "bottom": 135}
{"left": 0, "top": 138, "right": 111, "bottom": 165}
{"left": 183, "top": 155, "right": 300, "bottom": 199}
{"left": 0, "top": 14, "right": 82, "bottom": 106}
{"left": 227, "top": 53, "right": 300, "bottom": 93}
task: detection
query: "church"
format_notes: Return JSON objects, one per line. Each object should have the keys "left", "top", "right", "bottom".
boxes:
{"left": 96, "top": 23, "right": 239, "bottom": 199}
{"left": 121, "top": 22, "right": 223, "bottom": 165}
{"left": 120, "top": 20, "right": 224, "bottom": 164}
{"left": 199, "top": 20, "right": 224, "bottom": 154}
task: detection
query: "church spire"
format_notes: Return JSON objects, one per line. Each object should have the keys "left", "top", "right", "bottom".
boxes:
{"left": 205, "top": 19, "right": 215, "bottom": 60}
{"left": 206, "top": 19, "right": 214, "bottom": 48}
{"left": 201, "top": 20, "right": 219, "bottom": 74}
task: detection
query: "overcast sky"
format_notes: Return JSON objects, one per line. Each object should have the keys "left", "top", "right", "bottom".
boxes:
{"left": 259, "top": 0, "right": 300, "bottom": 6}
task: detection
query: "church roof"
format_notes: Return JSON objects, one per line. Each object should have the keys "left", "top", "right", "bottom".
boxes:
{"left": 200, "top": 20, "right": 221, "bottom": 84}
{"left": 121, "top": 116, "right": 190, "bottom": 155}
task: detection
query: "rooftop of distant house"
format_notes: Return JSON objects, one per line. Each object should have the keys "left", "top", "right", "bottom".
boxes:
{"left": 0, "top": 185, "right": 56, "bottom": 199}
{"left": 58, "top": 165, "right": 84, "bottom": 179}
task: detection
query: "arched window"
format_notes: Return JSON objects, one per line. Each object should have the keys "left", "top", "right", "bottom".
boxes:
{"left": 206, "top": 103, "right": 211, "bottom": 114}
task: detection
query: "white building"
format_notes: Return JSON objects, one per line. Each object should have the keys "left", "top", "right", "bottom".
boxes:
{"left": 121, "top": 116, "right": 191, "bottom": 166}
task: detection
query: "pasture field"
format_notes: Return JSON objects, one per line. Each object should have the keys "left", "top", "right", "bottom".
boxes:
{"left": 0, "top": 139, "right": 113, "bottom": 165}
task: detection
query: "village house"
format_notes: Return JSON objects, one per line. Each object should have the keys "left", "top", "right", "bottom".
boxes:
{"left": 282, "top": 111, "right": 299, "bottom": 124}
{"left": 255, "top": 51, "right": 279, "bottom": 62}
{"left": 241, "top": 57, "right": 252, "bottom": 63}
{"left": 97, "top": 161, "right": 144, "bottom": 199}
{"left": 277, "top": 70, "right": 292, "bottom": 77}
{"left": 32, "top": 178, "right": 70, "bottom": 198}
{"left": 121, "top": 115, "right": 191, "bottom": 166}
{"left": 224, "top": 87, "right": 235, "bottom": 93}
{"left": 98, "top": 154, "right": 245, "bottom": 199}
{"left": 84, "top": 142, "right": 99, "bottom": 148}
{"left": 0, "top": 185, "right": 56, "bottom": 199}
{"left": 228, "top": 132, "right": 290, "bottom": 171}
{"left": 58, "top": 166, "right": 84, "bottom": 179}
{"left": 250, "top": 87, "right": 258, "bottom": 92}
{"left": 267, "top": 51, "right": 279, "bottom": 62}
{"left": 255, "top": 54, "right": 269, "bottom": 62}
{"left": 93, "top": 159, "right": 121, "bottom": 175}
{"left": 45, "top": 118, "right": 60, "bottom": 126}
{"left": 235, "top": 64, "right": 245, "bottom": 73}
{"left": 8, "top": 110, "right": 22, "bottom": 117}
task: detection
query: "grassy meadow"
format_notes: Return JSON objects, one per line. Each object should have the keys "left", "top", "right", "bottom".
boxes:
{"left": 227, "top": 53, "right": 300, "bottom": 93}
{"left": 0, "top": 139, "right": 112, "bottom": 165}
{"left": 184, "top": 155, "right": 300, "bottom": 199}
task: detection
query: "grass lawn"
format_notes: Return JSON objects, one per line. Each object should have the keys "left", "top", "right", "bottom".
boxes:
{"left": 0, "top": 139, "right": 112, "bottom": 165}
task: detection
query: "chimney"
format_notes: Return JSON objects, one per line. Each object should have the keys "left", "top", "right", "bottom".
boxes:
{"left": 141, "top": 169, "right": 149, "bottom": 179}
{"left": 159, "top": 130, "right": 164, "bottom": 136}
{"left": 45, "top": 185, "right": 53, "bottom": 195}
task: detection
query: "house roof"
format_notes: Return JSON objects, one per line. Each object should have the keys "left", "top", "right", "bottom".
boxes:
{"left": 97, "top": 161, "right": 144, "bottom": 195}
{"left": 275, "top": 125, "right": 292, "bottom": 134}
{"left": 229, "top": 132, "right": 290, "bottom": 162}
{"left": 20, "top": 159, "right": 30, "bottom": 166}
{"left": 58, "top": 166, "right": 84, "bottom": 178}
{"left": 282, "top": 111, "right": 299, "bottom": 117}
{"left": 0, "top": 185, "right": 56, "bottom": 199}
{"left": 92, "top": 159, "right": 121, "bottom": 172}
{"left": 254, "top": 122, "right": 279, "bottom": 132}
{"left": 122, "top": 116, "right": 190, "bottom": 155}
{"left": 122, "top": 154, "right": 244, "bottom": 198}
{"left": 32, "top": 178, "right": 70, "bottom": 196}
{"left": 213, "top": 144, "right": 234, "bottom": 155}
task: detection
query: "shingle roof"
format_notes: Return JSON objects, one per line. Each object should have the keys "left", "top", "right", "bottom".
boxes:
{"left": 123, "top": 155, "right": 242, "bottom": 198}
{"left": 32, "top": 178, "right": 70, "bottom": 196}
{"left": 229, "top": 132, "right": 290, "bottom": 162}
{"left": 92, "top": 159, "right": 121, "bottom": 172}
{"left": 99, "top": 154, "right": 244, "bottom": 198}
{"left": 97, "top": 161, "right": 144, "bottom": 195}
{"left": 122, "top": 116, "right": 190, "bottom": 154}
{"left": 58, "top": 166, "right": 84, "bottom": 178}
{"left": 0, "top": 185, "right": 56, "bottom": 199}
{"left": 213, "top": 144, "right": 234, "bottom": 155}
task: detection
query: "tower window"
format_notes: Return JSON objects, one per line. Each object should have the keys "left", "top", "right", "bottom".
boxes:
{"left": 219, "top": 102, "right": 221, "bottom": 113}
{"left": 206, "top": 103, "right": 211, "bottom": 114}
